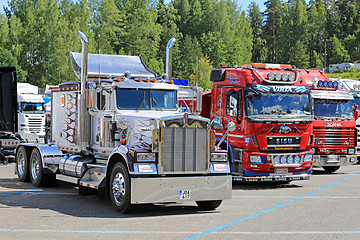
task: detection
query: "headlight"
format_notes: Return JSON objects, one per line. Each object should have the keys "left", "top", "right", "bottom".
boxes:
{"left": 274, "top": 156, "right": 280, "bottom": 164}
{"left": 137, "top": 153, "right": 156, "bottom": 162}
{"left": 211, "top": 153, "right": 227, "bottom": 162}
{"left": 349, "top": 148, "right": 355, "bottom": 154}
{"left": 287, "top": 156, "right": 294, "bottom": 164}
{"left": 303, "top": 154, "right": 313, "bottom": 163}
{"left": 249, "top": 155, "right": 263, "bottom": 163}
{"left": 294, "top": 156, "right": 301, "bottom": 164}
{"left": 281, "top": 156, "right": 287, "bottom": 164}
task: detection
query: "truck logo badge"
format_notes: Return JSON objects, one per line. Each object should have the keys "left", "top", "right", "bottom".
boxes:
{"left": 279, "top": 124, "right": 291, "bottom": 134}
{"left": 324, "top": 122, "right": 344, "bottom": 127}
{"left": 226, "top": 75, "right": 240, "bottom": 83}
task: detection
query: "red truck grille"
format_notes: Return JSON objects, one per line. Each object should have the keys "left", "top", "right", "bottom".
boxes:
{"left": 313, "top": 127, "right": 355, "bottom": 150}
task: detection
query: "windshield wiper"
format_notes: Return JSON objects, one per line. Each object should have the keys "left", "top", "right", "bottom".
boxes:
{"left": 137, "top": 94, "right": 146, "bottom": 110}
{"left": 151, "top": 92, "right": 162, "bottom": 111}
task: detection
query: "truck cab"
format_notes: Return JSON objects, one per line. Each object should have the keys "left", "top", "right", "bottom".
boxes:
{"left": 301, "top": 71, "right": 357, "bottom": 172}
{"left": 202, "top": 63, "right": 314, "bottom": 182}
{"left": 15, "top": 31, "right": 232, "bottom": 213}
{"left": 17, "top": 83, "right": 46, "bottom": 138}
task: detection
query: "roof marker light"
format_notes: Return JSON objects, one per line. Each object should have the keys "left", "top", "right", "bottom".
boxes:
{"left": 268, "top": 72, "right": 275, "bottom": 81}
{"left": 275, "top": 72, "right": 282, "bottom": 81}
{"left": 282, "top": 73, "right": 289, "bottom": 81}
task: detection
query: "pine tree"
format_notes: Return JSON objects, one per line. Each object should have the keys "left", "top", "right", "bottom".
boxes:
{"left": 248, "top": 1, "right": 267, "bottom": 63}
{"left": 264, "top": 0, "right": 282, "bottom": 63}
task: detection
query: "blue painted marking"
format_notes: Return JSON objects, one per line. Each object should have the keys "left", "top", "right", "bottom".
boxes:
{"left": 0, "top": 188, "right": 50, "bottom": 197}
{"left": 184, "top": 172, "right": 360, "bottom": 240}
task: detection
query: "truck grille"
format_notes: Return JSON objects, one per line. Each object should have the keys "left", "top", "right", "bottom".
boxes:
{"left": 160, "top": 127, "right": 208, "bottom": 174}
{"left": 313, "top": 127, "right": 355, "bottom": 150}
{"left": 28, "top": 117, "right": 42, "bottom": 133}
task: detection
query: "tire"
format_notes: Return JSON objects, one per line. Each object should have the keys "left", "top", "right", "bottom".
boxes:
{"left": 323, "top": 166, "right": 340, "bottom": 173}
{"left": 16, "top": 146, "right": 30, "bottom": 182}
{"left": 109, "top": 162, "right": 132, "bottom": 213}
{"left": 29, "top": 148, "right": 47, "bottom": 187}
{"left": 196, "top": 200, "right": 222, "bottom": 210}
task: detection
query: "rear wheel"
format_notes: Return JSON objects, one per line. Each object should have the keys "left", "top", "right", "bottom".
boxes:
{"left": 196, "top": 200, "right": 222, "bottom": 210}
{"left": 16, "top": 146, "right": 30, "bottom": 182}
{"left": 109, "top": 162, "right": 132, "bottom": 213}
{"left": 323, "top": 166, "right": 340, "bottom": 173}
{"left": 29, "top": 148, "right": 47, "bottom": 187}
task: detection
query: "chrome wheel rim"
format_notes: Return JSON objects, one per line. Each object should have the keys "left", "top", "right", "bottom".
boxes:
{"left": 31, "top": 155, "right": 39, "bottom": 180}
{"left": 112, "top": 172, "right": 126, "bottom": 205}
{"left": 17, "top": 152, "right": 25, "bottom": 176}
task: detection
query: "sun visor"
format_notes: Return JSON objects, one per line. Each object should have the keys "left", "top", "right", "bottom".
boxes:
{"left": 311, "top": 90, "right": 353, "bottom": 100}
{"left": 70, "top": 52, "right": 156, "bottom": 79}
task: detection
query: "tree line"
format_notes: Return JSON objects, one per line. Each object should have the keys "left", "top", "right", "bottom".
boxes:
{"left": 0, "top": 0, "right": 358, "bottom": 89}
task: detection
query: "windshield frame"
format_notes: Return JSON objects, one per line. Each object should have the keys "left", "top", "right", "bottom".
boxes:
{"left": 116, "top": 87, "right": 178, "bottom": 111}
{"left": 245, "top": 92, "right": 312, "bottom": 122}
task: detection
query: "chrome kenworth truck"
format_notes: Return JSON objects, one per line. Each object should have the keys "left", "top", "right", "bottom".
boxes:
{"left": 15, "top": 32, "right": 232, "bottom": 213}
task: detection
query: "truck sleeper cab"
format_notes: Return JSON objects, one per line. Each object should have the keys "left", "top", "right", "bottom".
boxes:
{"left": 14, "top": 31, "right": 232, "bottom": 213}
{"left": 202, "top": 63, "right": 314, "bottom": 182}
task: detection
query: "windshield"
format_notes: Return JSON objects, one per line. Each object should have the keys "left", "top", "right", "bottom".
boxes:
{"left": 116, "top": 88, "right": 177, "bottom": 110}
{"left": 20, "top": 102, "right": 45, "bottom": 114}
{"left": 246, "top": 93, "right": 311, "bottom": 119}
{"left": 314, "top": 99, "right": 353, "bottom": 119}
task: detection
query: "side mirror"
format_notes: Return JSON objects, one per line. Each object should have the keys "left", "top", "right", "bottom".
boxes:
{"left": 88, "top": 82, "right": 98, "bottom": 116}
{"left": 227, "top": 121, "right": 236, "bottom": 132}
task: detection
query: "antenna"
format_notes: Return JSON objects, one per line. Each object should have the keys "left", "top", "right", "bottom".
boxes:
{"left": 98, "top": 34, "right": 101, "bottom": 85}
{"left": 196, "top": 42, "right": 198, "bottom": 87}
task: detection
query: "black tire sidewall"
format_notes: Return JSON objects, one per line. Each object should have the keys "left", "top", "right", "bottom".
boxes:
{"left": 109, "top": 162, "right": 131, "bottom": 213}
{"left": 29, "top": 149, "right": 44, "bottom": 187}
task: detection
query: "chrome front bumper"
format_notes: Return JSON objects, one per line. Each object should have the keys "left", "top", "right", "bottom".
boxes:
{"left": 313, "top": 154, "right": 357, "bottom": 167}
{"left": 130, "top": 175, "right": 232, "bottom": 204}
{"left": 233, "top": 173, "right": 311, "bottom": 182}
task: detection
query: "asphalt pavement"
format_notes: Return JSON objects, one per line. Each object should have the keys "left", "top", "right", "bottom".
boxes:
{"left": 0, "top": 163, "right": 360, "bottom": 240}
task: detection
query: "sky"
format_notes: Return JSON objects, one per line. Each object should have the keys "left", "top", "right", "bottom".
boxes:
{"left": 0, "top": 0, "right": 267, "bottom": 15}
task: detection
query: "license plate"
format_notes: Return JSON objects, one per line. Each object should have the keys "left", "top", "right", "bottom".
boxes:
{"left": 275, "top": 168, "right": 288, "bottom": 174}
{"left": 327, "top": 155, "right": 339, "bottom": 162}
{"left": 179, "top": 190, "right": 191, "bottom": 200}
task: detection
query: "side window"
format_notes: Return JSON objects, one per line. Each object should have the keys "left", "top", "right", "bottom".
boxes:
{"left": 226, "top": 90, "right": 243, "bottom": 118}
{"left": 226, "top": 95, "right": 238, "bottom": 117}
{"left": 97, "top": 88, "right": 112, "bottom": 110}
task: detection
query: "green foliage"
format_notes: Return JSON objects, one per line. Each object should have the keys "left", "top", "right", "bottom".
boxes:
{"left": 2, "top": 0, "right": 360, "bottom": 88}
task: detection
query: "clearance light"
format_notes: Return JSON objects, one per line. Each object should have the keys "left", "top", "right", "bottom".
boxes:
{"left": 138, "top": 78, "right": 143, "bottom": 82}
{"left": 170, "top": 80, "right": 174, "bottom": 84}
{"left": 153, "top": 78, "right": 157, "bottom": 83}
{"left": 146, "top": 78, "right": 150, "bottom": 83}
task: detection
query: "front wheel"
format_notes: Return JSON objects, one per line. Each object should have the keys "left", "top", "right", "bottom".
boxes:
{"left": 109, "top": 162, "right": 132, "bottom": 213}
{"left": 196, "top": 200, "right": 222, "bottom": 210}
{"left": 323, "top": 166, "right": 340, "bottom": 173}
{"left": 16, "top": 146, "right": 30, "bottom": 182}
{"left": 29, "top": 148, "right": 47, "bottom": 187}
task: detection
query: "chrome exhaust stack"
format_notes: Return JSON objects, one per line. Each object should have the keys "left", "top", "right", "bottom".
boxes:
{"left": 77, "top": 31, "right": 89, "bottom": 152}
{"left": 165, "top": 38, "right": 176, "bottom": 80}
